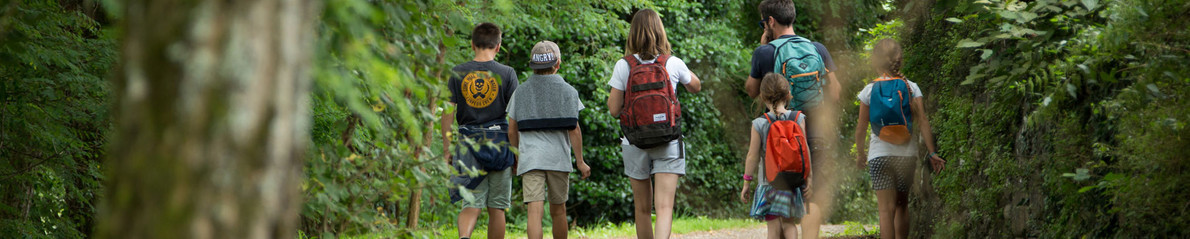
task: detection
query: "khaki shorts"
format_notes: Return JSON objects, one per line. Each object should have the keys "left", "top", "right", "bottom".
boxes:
{"left": 522, "top": 170, "right": 569, "bottom": 204}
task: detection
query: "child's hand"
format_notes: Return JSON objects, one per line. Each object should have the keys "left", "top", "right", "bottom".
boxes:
{"left": 856, "top": 154, "right": 867, "bottom": 169}
{"left": 804, "top": 182, "right": 813, "bottom": 200}
{"left": 577, "top": 161, "right": 591, "bottom": 180}
{"left": 930, "top": 155, "right": 946, "bottom": 174}
{"left": 739, "top": 181, "right": 751, "bottom": 202}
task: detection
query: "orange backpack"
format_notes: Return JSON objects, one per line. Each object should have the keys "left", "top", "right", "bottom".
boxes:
{"left": 764, "top": 112, "right": 811, "bottom": 184}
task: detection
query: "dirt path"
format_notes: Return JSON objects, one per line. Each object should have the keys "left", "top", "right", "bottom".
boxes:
{"left": 611, "top": 225, "right": 877, "bottom": 239}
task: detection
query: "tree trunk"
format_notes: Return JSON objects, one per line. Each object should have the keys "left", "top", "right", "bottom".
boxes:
{"left": 95, "top": 0, "right": 319, "bottom": 238}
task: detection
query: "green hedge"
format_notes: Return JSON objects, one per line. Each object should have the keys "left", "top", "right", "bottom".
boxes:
{"left": 899, "top": 0, "right": 1190, "bottom": 237}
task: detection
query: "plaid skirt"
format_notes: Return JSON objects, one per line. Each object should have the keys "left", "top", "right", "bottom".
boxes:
{"left": 749, "top": 184, "right": 806, "bottom": 220}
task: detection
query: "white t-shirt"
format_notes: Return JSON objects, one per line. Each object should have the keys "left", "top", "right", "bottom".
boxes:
{"left": 607, "top": 54, "right": 693, "bottom": 93}
{"left": 607, "top": 54, "right": 693, "bottom": 147}
{"left": 857, "top": 78, "right": 924, "bottom": 161}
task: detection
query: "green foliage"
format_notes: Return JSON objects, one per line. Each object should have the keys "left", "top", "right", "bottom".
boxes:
{"left": 301, "top": 0, "right": 467, "bottom": 235}
{"left": 0, "top": 1, "right": 114, "bottom": 237}
{"left": 898, "top": 0, "right": 1190, "bottom": 237}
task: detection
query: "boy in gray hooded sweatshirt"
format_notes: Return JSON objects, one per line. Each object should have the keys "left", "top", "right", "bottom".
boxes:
{"left": 506, "top": 40, "right": 591, "bottom": 239}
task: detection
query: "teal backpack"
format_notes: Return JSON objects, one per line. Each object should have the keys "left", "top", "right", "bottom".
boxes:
{"left": 868, "top": 76, "right": 913, "bottom": 145}
{"left": 770, "top": 36, "right": 826, "bottom": 111}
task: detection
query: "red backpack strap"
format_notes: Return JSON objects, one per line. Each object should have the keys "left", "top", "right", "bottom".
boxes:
{"left": 653, "top": 54, "right": 671, "bottom": 66}
{"left": 624, "top": 55, "right": 642, "bottom": 68}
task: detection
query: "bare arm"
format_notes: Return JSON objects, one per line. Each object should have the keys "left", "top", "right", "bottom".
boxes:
{"left": 740, "top": 127, "right": 763, "bottom": 202}
{"left": 608, "top": 88, "right": 624, "bottom": 116}
{"left": 827, "top": 72, "right": 841, "bottom": 103}
{"left": 912, "top": 98, "right": 946, "bottom": 173}
{"left": 507, "top": 118, "right": 519, "bottom": 148}
{"left": 745, "top": 76, "right": 760, "bottom": 98}
{"left": 743, "top": 128, "right": 763, "bottom": 178}
{"left": 441, "top": 104, "right": 455, "bottom": 164}
{"left": 910, "top": 98, "right": 937, "bottom": 153}
{"left": 855, "top": 103, "right": 870, "bottom": 168}
{"left": 570, "top": 125, "right": 590, "bottom": 179}
{"left": 684, "top": 71, "right": 702, "bottom": 93}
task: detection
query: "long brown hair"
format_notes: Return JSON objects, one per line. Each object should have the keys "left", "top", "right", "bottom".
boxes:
{"left": 759, "top": 73, "right": 792, "bottom": 110}
{"left": 626, "top": 9, "right": 671, "bottom": 61}
{"left": 872, "top": 38, "right": 904, "bottom": 77}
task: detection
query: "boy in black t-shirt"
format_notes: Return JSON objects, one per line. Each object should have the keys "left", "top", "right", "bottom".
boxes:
{"left": 441, "top": 22, "right": 518, "bottom": 239}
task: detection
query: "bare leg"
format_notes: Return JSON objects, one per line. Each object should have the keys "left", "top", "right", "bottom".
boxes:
{"left": 457, "top": 207, "right": 481, "bottom": 238}
{"left": 875, "top": 189, "right": 898, "bottom": 239}
{"left": 766, "top": 219, "right": 783, "bottom": 239}
{"left": 527, "top": 201, "right": 544, "bottom": 239}
{"left": 894, "top": 192, "right": 910, "bottom": 239}
{"left": 550, "top": 203, "right": 568, "bottom": 239}
{"left": 630, "top": 178, "right": 654, "bottom": 239}
{"left": 653, "top": 173, "right": 680, "bottom": 239}
{"left": 781, "top": 217, "right": 800, "bottom": 239}
{"left": 487, "top": 208, "right": 506, "bottom": 239}
{"left": 802, "top": 202, "right": 822, "bottom": 239}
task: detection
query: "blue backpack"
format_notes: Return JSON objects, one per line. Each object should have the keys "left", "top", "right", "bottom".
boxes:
{"left": 868, "top": 76, "right": 913, "bottom": 144}
{"left": 457, "top": 119, "right": 515, "bottom": 171}
{"left": 770, "top": 36, "right": 827, "bottom": 111}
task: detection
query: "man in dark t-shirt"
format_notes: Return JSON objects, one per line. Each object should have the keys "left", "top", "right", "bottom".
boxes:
{"left": 440, "top": 22, "right": 518, "bottom": 239}
{"left": 744, "top": 1, "right": 841, "bottom": 238}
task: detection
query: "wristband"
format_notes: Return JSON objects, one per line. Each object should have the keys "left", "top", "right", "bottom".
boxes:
{"left": 928, "top": 152, "right": 939, "bottom": 158}
{"left": 743, "top": 175, "right": 754, "bottom": 181}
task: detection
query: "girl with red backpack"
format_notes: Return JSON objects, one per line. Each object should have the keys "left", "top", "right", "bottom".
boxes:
{"left": 741, "top": 73, "right": 812, "bottom": 239}
{"left": 606, "top": 9, "right": 702, "bottom": 239}
{"left": 854, "top": 38, "right": 946, "bottom": 239}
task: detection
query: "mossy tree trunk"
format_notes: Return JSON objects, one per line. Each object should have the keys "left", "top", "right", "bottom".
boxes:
{"left": 95, "top": 0, "right": 319, "bottom": 238}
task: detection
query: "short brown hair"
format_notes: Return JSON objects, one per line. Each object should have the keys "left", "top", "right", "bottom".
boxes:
{"left": 872, "top": 38, "right": 903, "bottom": 77}
{"left": 626, "top": 9, "right": 671, "bottom": 61}
{"left": 534, "top": 67, "right": 557, "bottom": 75}
{"left": 758, "top": 0, "right": 797, "bottom": 26}
{"left": 760, "top": 73, "right": 792, "bottom": 107}
{"left": 471, "top": 22, "right": 502, "bottom": 49}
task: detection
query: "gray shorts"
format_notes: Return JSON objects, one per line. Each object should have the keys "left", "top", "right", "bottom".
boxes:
{"left": 621, "top": 139, "right": 686, "bottom": 180}
{"left": 463, "top": 167, "right": 512, "bottom": 209}
{"left": 868, "top": 156, "right": 916, "bottom": 192}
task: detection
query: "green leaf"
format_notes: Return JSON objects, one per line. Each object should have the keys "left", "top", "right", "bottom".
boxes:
{"left": 945, "top": 17, "right": 963, "bottom": 23}
{"left": 1081, "top": 0, "right": 1099, "bottom": 10}
{"left": 1102, "top": 173, "right": 1124, "bottom": 182}
{"left": 961, "top": 78, "right": 976, "bottom": 85}
{"left": 1074, "top": 168, "right": 1090, "bottom": 181}
{"left": 980, "top": 49, "right": 993, "bottom": 60}
{"left": 457, "top": 185, "right": 475, "bottom": 202}
{"left": 1077, "top": 185, "right": 1097, "bottom": 193}
{"left": 956, "top": 38, "right": 984, "bottom": 48}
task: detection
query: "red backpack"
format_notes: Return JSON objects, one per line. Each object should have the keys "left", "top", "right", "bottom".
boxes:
{"left": 764, "top": 112, "right": 811, "bottom": 185}
{"left": 619, "top": 55, "right": 682, "bottom": 149}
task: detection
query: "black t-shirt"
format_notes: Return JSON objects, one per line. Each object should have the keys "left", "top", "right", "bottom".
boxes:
{"left": 448, "top": 61, "right": 519, "bottom": 126}
{"left": 749, "top": 35, "right": 837, "bottom": 79}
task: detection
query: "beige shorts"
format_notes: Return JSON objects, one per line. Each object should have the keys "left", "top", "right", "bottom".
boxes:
{"left": 522, "top": 170, "right": 569, "bottom": 204}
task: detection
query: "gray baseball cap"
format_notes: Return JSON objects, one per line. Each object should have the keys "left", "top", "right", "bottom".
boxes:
{"left": 529, "top": 41, "right": 561, "bottom": 70}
